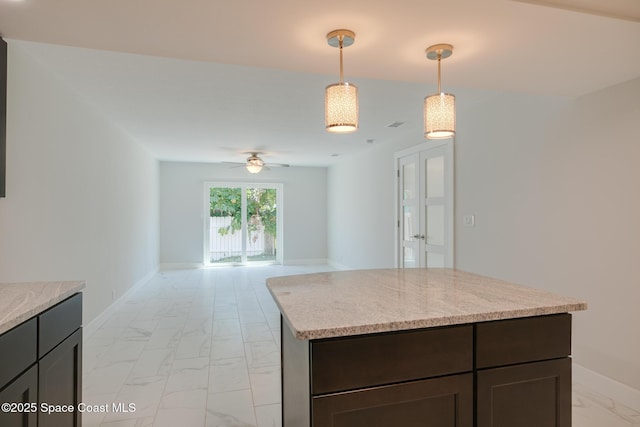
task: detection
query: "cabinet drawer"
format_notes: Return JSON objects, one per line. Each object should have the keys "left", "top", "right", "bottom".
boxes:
{"left": 0, "top": 318, "right": 37, "bottom": 388}
{"left": 39, "top": 293, "right": 82, "bottom": 358}
{"left": 313, "top": 373, "right": 473, "bottom": 427}
{"left": 476, "top": 313, "right": 571, "bottom": 369}
{"left": 311, "top": 325, "right": 473, "bottom": 395}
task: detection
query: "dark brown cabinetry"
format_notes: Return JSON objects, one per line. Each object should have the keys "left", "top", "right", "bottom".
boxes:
{"left": 475, "top": 314, "right": 572, "bottom": 427}
{"left": 313, "top": 373, "right": 473, "bottom": 427}
{"left": 39, "top": 328, "right": 82, "bottom": 427}
{"left": 282, "top": 313, "right": 572, "bottom": 427}
{"left": 477, "top": 358, "right": 571, "bottom": 427}
{"left": 0, "top": 294, "right": 82, "bottom": 427}
{"left": 0, "top": 366, "right": 38, "bottom": 427}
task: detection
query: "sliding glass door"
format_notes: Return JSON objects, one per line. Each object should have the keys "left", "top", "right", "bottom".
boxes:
{"left": 205, "top": 183, "right": 283, "bottom": 266}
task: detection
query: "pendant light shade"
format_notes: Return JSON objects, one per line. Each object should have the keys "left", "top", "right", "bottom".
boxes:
{"left": 325, "top": 82, "right": 358, "bottom": 133}
{"left": 424, "top": 44, "right": 456, "bottom": 140}
{"left": 325, "top": 29, "right": 358, "bottom": 133}
{"left": 424, "top": 93, "right": 455, "bottom": 139}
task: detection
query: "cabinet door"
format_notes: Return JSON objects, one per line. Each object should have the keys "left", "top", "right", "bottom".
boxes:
{"left": 0, "top": 365, "right": 38, "bottom": 427}
{"left": 477, "top": 358, "right": 571, "bottom": 427}
{"left": 38, "top": 328, "right": 82, "bottom": 427}
{"left": 313, "top": 373, "right": 472, "bottom": 427}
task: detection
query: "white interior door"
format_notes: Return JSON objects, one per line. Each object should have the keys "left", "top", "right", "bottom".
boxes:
{"left": 421, "top": 145, "right": 453, "bottom": 267}
{"left": 396, "top": 142, "right": 454, "bottom": 268}
{"left": 399, "top": 154, "right": 420, "bottom": 268}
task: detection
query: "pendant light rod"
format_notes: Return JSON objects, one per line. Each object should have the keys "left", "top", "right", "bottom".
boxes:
{"left": 426, "top": 44, "right": 453, "bottom": 89}
{"left": 328, "top": 29, "right": 355, "bottom": 87}
{"left": 437, "top": 52, "right": 442, "bottom": 93}
{"left": 339, "top": 36, "right": 344, "bottom": 83}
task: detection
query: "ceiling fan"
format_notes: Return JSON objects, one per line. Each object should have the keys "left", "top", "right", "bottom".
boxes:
{"left": 223, "top": 152, "right": 290, "bottom": 174}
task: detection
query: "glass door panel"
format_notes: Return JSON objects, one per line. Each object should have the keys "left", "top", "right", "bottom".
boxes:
{"left": 426, "top": 205, "right": 445, "bottom": 246}
{"left": 400, "top": 154, "right": 420, "bottom": 268}
{"left": 403, "top": 163, "right": 416, "bottom": 200}
{"left": 422, "top": 148, "right": 450, "bottom": 268}
{"left": 209, "top": 187, "right": 242, "bottom": 264}
{"left": 246, "top": 187, "right": 278, "bottom": 263}
{"left": 426, "top": 156, "right": 444, "bottom": 198}
{"left": 206, "top": 183, "right": 282, "bottom": 266}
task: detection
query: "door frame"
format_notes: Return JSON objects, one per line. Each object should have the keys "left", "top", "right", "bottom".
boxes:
{"left": 203, "top": 181, "right": 284, "bottom": 266}
{"left": 394, "top": 140, "right": 454, "bottom": 268}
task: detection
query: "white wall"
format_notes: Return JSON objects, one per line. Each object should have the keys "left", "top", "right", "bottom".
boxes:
{"left": 159, "top": 161, "right": 327, "bottom": 266}
{"left": 327, "top": 142, "right": 412, "bottom": 269}
{"left": 0, "top": 41, "right": 159, "bottom": 326}
{"left": 456, "top": 78, "right": 640, "bottom": 391}
{"left": 327, "top": 79, "right": 640, "bottom": 391}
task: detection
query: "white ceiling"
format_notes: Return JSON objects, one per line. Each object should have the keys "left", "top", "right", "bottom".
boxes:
{"left": 1, "top": 0, "right": 639, "bottom": 166}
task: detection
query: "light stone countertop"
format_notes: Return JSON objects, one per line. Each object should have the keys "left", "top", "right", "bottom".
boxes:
{"left": 267, "top": 268, "right": 587, "bottom": 340}
{"left": 0, "top": 281, "right": 85, "bottom": 335}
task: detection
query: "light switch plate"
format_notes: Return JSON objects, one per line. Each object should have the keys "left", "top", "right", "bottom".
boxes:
{"left": 463, "top": 215, "right": 475, "bottom": 227}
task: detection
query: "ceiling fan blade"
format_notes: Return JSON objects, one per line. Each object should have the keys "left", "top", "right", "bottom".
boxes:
{"left": 264, "top": 163, "right": 290, "bottom": 168}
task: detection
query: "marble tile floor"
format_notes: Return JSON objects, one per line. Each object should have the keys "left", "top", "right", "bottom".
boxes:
{"left": 82, "top": 265, "right": 640, "bottom": 427}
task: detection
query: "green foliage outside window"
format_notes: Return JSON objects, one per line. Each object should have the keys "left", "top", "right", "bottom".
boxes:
{"left": 209, "top": 187, "right": 277, "bottom": 240}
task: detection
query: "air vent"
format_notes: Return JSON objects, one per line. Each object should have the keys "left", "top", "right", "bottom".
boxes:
{"left": 386, "top": 122, "right": 406, "bottom": 128}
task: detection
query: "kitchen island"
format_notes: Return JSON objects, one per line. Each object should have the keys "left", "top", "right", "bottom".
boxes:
{"left": 267, "top": 268, "right": 587, "bottom": 427}
{"left": 0, "top": 281, "right": 85, "bottom": 427}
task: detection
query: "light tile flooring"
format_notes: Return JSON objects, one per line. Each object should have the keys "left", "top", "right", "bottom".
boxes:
{"left": 82, "top": 266, "right": 640, "bottom": 426}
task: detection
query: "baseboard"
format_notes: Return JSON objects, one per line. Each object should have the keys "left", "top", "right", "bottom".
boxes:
{"left": 327, "top": 260, "right": 353, "bottom": 270}
{"left": 83, "top": 268, "right": 158, "bottom": 338}
{"left": 159, "top": 262, "right": 204, "bottom": 270}
{"left": 573, "top": 362, "right": 640, "bottom": 411}
{"left": 283, "top": 258, "right": 328, "bottom": 266}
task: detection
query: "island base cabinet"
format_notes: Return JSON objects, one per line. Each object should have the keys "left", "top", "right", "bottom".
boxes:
{"left": 38, "top": 328, "right": 82, "bottom": 427}
{"left": 312, "top": 373, "right": 473, "bottom": 427}
{"left": 477, "top": 357, "right": 571, "bottom": 427}
{"left": 0, "top": 365, "right": 38, "bottom": 427}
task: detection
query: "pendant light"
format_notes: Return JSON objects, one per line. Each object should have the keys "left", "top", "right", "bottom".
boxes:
{"left": 424, "top": 44, "right": 455, "bottom": 139}
{"left": 325, "top": 29, "right": 358, "bottom": 133}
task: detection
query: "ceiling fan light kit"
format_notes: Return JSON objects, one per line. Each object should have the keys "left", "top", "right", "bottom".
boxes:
{"left": 424, "top": 43, "right": 456, "bottom": 140}
{"left": 223, "top": 153, "right": 290, "bottom": 174}
{"left": 325, "top": 29, "right": 359, "bottom": 133}
{"left": 245, "top": 153, "right": 265, "bottom": 174}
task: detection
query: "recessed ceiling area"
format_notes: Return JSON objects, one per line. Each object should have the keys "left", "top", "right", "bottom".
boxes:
{"left": 1, "top": 0, "right": 639, "bottom": 166}
{"left": 510, "top": 0, "right": 640, "bottom": 22}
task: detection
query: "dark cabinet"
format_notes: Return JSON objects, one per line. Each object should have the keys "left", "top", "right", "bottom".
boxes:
{"left": 0, "top": 293, "right": 82, "bottom": 427}
{"left": 475, "top": 314, "right": 572, "bottom": 427}
{"left": 282, "top": 313, "right": 573, "bottom": 427}
{"left": 0, "top": 365, "right": 38, "bottom": 427}
{"left": 313, "top": 373, "right": 473, "bottom": 427}
{"left": 282, "top": 319, "right": 474, "bottom": 427}
{"left": 477, "top": 358, "right": 571, "bottom": 427}
{"left": 311, "top": 325, "right": 472, "bottom": 394}
{"left": 39, "top": 328, "right": 82, "bottom": 427}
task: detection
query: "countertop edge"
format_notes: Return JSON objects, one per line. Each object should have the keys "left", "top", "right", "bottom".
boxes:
{"left": 288, "top": 302, "right": 587, "bottom": 341}
{"left": 0, "top": 281, "right": 86, "bottom": 335}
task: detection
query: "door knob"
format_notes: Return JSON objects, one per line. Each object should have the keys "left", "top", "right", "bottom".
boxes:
{"left": 411, "top": 234, "right": 425, "bottom": 240}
